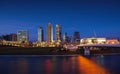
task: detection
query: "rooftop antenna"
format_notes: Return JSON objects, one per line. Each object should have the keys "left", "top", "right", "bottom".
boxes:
{"left": 93, "top": 30, "right": 97, "bottom": 38}
{"left": 91, "top": 24, "right": 97, "bottom": 38}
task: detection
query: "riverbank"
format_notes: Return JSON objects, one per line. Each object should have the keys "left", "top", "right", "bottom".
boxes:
{"left": 90, "top": 47, "right": 120, "bottom": 55}
{"left": 0, "top": 45, "right": 78, "bottom": 55}
{"left": 0, "top": 45, "right": 120, "bottom": 55}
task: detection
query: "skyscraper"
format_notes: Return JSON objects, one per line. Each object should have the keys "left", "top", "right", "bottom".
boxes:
{"left": 63, "top": 32, "right": 68, "bottom": 42}
{"left": 73, "top": 32, "right": 80, "bottom": 43}
{"left": 47, "top": 23, "right": 53, "bottom": 42}
{"left": 2, "top": 34, "right": 17, "bottom": 41}
{"left": 2, "top": 35, "right": 10, "bottom": 41}
{"left": 10, "top": 34, "right": 17, "bottom": 41}
{"left": 38, "top": 27, "right": 44, "bottom": 42}
{"left": 17, "top": 30, "right": 29, "bottom": 43}
{"left": 56, "top": 24, "right": 62, "bottom": 42}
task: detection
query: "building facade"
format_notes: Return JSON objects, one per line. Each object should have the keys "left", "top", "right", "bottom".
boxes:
{"left": 73, "top": 32, "right": 80, "bottom": 43}
{"left": 10, "top": 34, "right": 17, "bottom": 41}
{"left": 38, "top": 27, "right": 44, "bottom": 42}
{"left": 80, "top": 38, "right": 106, "bottom": 44}
{"left": 47, "top": 23, "right": 53, "bottom": 42}
{"left": 17, "top": 30, "right": 29, "bottom": 43}
{"left": 56, "top": 24, "right": 62, "bottom": 42}
{"left": 106, "top": 39, "right": 119, "bottom": 44}
{"left": 1, "top": 34, "right": 17, "bottom": 41}
{"left": 63, "top": 33, "right": 67, "bottom": 42}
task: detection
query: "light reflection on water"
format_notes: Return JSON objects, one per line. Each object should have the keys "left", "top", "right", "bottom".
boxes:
{"left": 77, "top": 55, "right": 110, "bottom": 74}
{"left": 45, "top": 59, "right": 53, "bottom": 74}
{"left": 0, "top": 55, "right": 119, "bottom": 74}
{"left": 10, "top": 58, "right": 28, "bottom": 74}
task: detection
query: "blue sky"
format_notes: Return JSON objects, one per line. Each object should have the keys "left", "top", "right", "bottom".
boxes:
{"left": 0, "top": 0, "right": 120, "bottom": 41}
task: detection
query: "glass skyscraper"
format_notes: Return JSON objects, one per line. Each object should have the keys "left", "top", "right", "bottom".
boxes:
{"left": 17, "top": 30, "right": 29, "bottom": 43}
{"left": 73, "top": 32, "right": 80, "bottom": 43}
{"left": 38, "top": 27, "right": 44, "bottom": 42}
{"left": 56, "top": 24, "right": 62, "bottom": 42}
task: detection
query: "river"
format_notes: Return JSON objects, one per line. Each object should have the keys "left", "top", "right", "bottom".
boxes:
{"left": 0, "top": 54, "right": 120, "bottom": 74}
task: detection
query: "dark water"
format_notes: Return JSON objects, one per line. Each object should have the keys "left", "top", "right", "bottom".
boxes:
{"left": 0, "top": 54, "right": 120, "bottom": 74}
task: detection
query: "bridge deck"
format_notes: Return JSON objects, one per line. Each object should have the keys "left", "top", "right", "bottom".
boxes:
{"left": 78, "top": 44, "right": 120, "bottom": 47}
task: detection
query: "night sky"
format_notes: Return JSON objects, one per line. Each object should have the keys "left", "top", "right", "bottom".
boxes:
{"left": 0, "top": 0, "right": 120, "bottom": 41}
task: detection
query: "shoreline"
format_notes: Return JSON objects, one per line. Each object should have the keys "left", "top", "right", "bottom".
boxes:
{"left": 0, "top": 45, "right": 120, "bottom": 55}
{"left": 90, "top": 53, "right": 120, "bottom": 56}
{"left": 0, "top": 53, "right": 120, "bottom": 57}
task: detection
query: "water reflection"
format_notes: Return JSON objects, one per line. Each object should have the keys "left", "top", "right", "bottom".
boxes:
{"left": 62, "top": 57, "right": 69, "bottom": 74}
{"left": 91, "top": 55, "right": 105, "bottom": 66}
{"left": 0, "top": 55, "right": 116, "bottom": 74}
{"left": 10, "top": 58, "right": 28, "bottom": 74}
{"left": 77, "top": 55, "right": 110, "bottom": 74}
{"left": 45, "top": 59, "right": 53, "bottom": 74}
{"left": 69, "top": 57, "right": 78, "bottom": 74}
{"left": 43, "top": 55, "right": 110, "bottom": 74}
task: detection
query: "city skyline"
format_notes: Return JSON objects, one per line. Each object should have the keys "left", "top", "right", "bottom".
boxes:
{"left": 0, "top": 0, "right": 120, "bottom": 41}
{"left": 0, "top": 22, "right": 120, "bottom": 41}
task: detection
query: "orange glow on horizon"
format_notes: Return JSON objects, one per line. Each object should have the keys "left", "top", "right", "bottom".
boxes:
{"left": 77, "top": 56, "right": 110, "bottom": 74}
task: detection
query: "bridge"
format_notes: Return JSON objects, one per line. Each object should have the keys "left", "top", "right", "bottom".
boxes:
{"left": 78, "top": 44, "right": 120, "bottom": 48}
{"left": 77, "top": 44, "right": 120, "bottom": 55}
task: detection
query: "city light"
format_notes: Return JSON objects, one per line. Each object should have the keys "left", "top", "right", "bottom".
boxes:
{"left": 77, "top": 55, "right": 110, "bottom": 74}
{"left": 0, "top": 23, "right": 120, "bottom": 49}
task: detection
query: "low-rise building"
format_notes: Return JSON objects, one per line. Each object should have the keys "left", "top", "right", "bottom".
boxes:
{"left": 106, "top": 39, "right": 119, "bottom": 44}
{"left": 80, "top": 38, "right": 106, "bottom": 44}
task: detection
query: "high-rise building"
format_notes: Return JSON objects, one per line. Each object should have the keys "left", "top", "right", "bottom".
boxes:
{"left": 2, "top": 35, "right": 10, "bottom": 41}
{"left": 38, "top": 27, "right": 44, "bottom": 42}
{"left": 63, "top": 32, "right": 67, "bottom": 42}
{"left": 17, "top": 30, "right": 29, "bottom": 43}
{"left": 10, "top": 34, "right": 17, "bottom": 41}
{"left": 73, "top": 32, "right": 80, "bottom": 43}
{"left": 56, "top": 24, "right": 62, "bottom": 42}
{"left": 63, "top": 33, "right": 72, "bottom": 43}
{"left": 1, "top": 34, "right": 17, "bottom": 41}
{"left": 0, "top": 36, "right": 2, "bottom": 40}
{"left": 47, "top": 23, "right": 53, "bottom": 42}
{"left": 66, "top": 36, "right": 72, "bottom": 43}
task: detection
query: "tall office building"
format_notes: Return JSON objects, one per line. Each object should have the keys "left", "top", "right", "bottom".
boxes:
{"left": 2, "top": 35, "right": 10, "bottom": 41}
{"left": 47, "top": 23, "right": 53, "bottom": 42}
{"left": 17, "top": 30, "right": 29, "bottom": 43}
{"left": 10, "top": 34, "right": 17, "bottom": 41}
{"left": 63, "top": 32, "right": 67, "bottom": 42}
{"left": 38, "top": 27, "right": 44, "bottom": 42}
{"left": 73, "top": 32, "right": 80, "bottom": 43}
{"left": 2, "top": 34, "right": 17, "bottom": 41}
{"left": 56, "top": 24, "right": 62, "bottom": 42}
